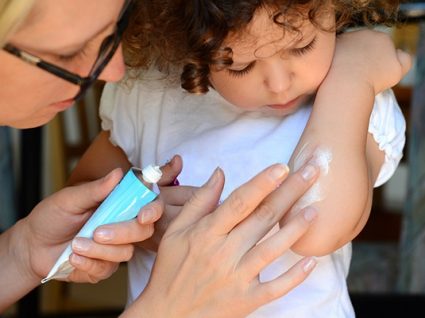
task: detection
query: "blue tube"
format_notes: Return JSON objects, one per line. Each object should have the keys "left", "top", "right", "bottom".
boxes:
{"left": 42, "top": 167, "right": 158, "bottom": 283}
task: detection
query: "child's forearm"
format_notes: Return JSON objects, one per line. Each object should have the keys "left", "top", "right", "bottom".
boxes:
{"left": 68, "top": 131, "right": 132, "bottom": 186}
{"left": 283, "top": 71, "right": 381, "bottom": 257}
{"left": 282, "top": 29, "right": 412, "bottom": 257}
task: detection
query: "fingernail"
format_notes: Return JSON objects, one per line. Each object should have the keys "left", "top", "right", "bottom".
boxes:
{"left": 303, "top": 207, "right": 318, "bottom": 222}
{"left": 303, "top": 257, "right": 317, "bottom": 272}
{"left": 103, "top": 170, "right": 114, "bottom": 182}
{"left": 94, "top": 228, "right": 114, "bottom": 242}
{"left": 205, "top": 167, "right": 221, "bottom": 187}
{"left": 270, "top": 164, "right": 289, "bottom": 181}
{"left": 70, "top": 254, "right": 85, "bottom": 266}
{"left": 72, "top": 237, "right": 90, "bottom": 252}
{"left": 301, "top": 164, "right": 317, "bottom": 181}
{"left": 104, "top": 168, "right": 121, "bottom": 183}
{"left": 140, "top": 207, "right": 157, "bottom": 224}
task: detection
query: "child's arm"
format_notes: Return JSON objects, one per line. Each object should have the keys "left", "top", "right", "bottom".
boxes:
{"left": 68, "top": 130, "right": 132, "bottom": 185}
{"left": 281, "top": 30, "right": 411, "bottom": 256}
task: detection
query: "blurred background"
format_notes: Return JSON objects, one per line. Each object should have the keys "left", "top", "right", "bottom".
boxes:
{"left": 1, "top": 2, "right": 425, "bottom": 318}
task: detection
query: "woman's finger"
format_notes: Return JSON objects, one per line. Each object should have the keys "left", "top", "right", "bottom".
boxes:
{"left": 241, "top": 207, "right": 317, "bottom": 278}
{"left": 72, "top": 237, "right": 134, "bottom": 262}
{"left": 249, "top": 257, "right": 317, "bottom": 307}
{"left": 68, "top": 255, "right": 119, "bottom": 284}
{"left": 167, "top": 168, "right": 224, "bottom": 232}
{"left": 136, "top": 204, "right": 182, "bottom": 251}
{"left": 230, "top": 162, "right": 319, "bottom": 254}
{"left": 94, "top": 218, "right": 155, "bottom": 244}
{"left": 207, "top": 164, "right": 289, "bottom": 236}
{"left": 51, "top": 168, "right": 123, "bottom": 214}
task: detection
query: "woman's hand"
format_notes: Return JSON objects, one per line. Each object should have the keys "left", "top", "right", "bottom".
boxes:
{"left": 122, "top": 162, "right": 319, "bottom": 318}
{"left": 21, "top": 168, "right": 162, "bottom": 284}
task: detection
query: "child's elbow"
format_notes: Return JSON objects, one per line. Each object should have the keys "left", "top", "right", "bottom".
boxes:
{"left": 290, "top": 196, "right": 373, "bottom": 257}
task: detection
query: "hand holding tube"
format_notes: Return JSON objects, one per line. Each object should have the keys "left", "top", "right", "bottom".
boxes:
{"left": 42, "top": 165, "right": 162, "bottom": 283}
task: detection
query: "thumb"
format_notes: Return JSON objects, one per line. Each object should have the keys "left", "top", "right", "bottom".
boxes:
{"left": 158, "top": 155, "right": 183, "bottom": 186}
{"left": 397, "top": 49, "right": 412, "bottom": 78}
{"left": 167, "top": 168, "right": 224, "bottom": 232}
{"left": 54, "top": 168, "right": 124, "bottom": 214}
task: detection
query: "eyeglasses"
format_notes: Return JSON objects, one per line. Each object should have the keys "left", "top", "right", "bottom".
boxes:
{"left": 3, "top": 0, "right": 133, "bottom": 101}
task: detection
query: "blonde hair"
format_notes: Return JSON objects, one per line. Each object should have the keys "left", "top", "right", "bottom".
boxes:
{"left": 0, "top": 0, "right": 34, "bottom": 47}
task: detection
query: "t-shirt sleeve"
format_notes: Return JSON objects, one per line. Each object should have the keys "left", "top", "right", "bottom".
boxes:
{"left": 369, "top": 89, "right": 406, "bottom": 188}
{"left": 99, "top": 82, "right": 139, "bottom": 165}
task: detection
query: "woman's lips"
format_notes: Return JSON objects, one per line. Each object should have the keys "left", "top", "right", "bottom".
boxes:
{"left": 49, "top": 98, "right": 75, "bottom": 111}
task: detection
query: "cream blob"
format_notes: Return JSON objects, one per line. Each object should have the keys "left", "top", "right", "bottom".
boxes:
{"left": 292, "top": 143, "right": 333, "bottom": 211}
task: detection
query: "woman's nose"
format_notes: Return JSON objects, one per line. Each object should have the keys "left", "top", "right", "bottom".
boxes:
{"left": 98, "top": 44, "right": 126, "bottom": 83}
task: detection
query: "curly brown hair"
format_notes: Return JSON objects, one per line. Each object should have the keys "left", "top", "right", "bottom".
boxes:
{"left": 123, "top": 0, "right": 400, "bottom": 94}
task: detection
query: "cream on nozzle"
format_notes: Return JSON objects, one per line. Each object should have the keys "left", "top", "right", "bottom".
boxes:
{"left": 142, "top": 165, "right": 162, "bottom": 184}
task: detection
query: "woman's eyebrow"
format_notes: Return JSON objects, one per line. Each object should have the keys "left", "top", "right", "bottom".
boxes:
{"left": 17, "top": 21, "right": 114, "bottom": 56}
{"left": 17, "top": 6, "right": 41, "bottom": 32}
{"left": 53, "top": 22, "right": 114, "bottom": 55}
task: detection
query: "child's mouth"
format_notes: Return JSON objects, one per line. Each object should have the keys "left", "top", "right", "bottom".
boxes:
{"left": 268, "top": 96, "right": 301, "bottom": 110}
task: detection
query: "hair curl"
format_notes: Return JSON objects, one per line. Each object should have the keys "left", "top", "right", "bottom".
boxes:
{"left": 124, "top": 0, "right": 400, "bottom": 94}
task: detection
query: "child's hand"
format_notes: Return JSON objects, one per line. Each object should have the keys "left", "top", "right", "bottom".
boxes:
{"left": 136, "top": 186, "right": 199, "bottom": 252}
{"left": 332, "top": 29, "right": 412, "bottom": 94}
{"left": 136, "top": 155, "right": 199, "bottom": 252}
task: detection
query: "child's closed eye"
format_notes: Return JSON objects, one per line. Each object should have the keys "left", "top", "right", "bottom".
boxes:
{"left": 290, "top": 37, "right": 317, "bottom": 57}
{"left": 227, "top": 61, "right": 256, "bottom": 78}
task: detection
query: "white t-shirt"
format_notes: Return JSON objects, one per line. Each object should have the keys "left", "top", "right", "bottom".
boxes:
{"left": 100, "top": 72, "right": 405, "bottom": 318}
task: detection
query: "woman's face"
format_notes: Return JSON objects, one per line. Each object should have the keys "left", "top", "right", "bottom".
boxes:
{"left": 0, "top": 0, "right": 126, "bottom": 128}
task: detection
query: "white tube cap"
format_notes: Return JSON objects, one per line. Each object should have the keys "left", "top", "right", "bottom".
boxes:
{"left": 142, "top": 165, "right": 162, "bottom": 184}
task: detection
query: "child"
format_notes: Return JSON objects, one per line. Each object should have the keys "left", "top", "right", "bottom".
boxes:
{"left": 70, "top": 0, "right": 410, "bottom": 317}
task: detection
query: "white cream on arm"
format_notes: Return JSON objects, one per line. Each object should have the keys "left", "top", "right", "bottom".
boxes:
{"left": 291, "top": 143, "right": 333, "bottom": 211}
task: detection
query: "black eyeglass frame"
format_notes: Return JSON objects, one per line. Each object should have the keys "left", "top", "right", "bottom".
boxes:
{"left": 3, "top": 0, "right": 133, "bottom": 101}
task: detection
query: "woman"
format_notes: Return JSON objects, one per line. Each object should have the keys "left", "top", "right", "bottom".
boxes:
{"left": 0, "top": 0, "right": 318, "bottom": 316}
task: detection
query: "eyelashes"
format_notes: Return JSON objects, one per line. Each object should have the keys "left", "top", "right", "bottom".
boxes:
{"left": 58, "top": 47, "right": 89, "bottom": 62}
{"left": 290, "top": 36, "right": 317, "bottom": 57}
{"left": 227, "top": 62, "right": 256, "bottom": 78}
{"left": 57, "top": 38, "right": 97, "bottom": 63}
{"left": 226, "top": 36, "right": 317, "bottom": 78}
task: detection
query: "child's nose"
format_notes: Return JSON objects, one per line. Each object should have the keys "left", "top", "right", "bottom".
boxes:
{"left": 263, "top": 61, "right": 292, "bottom": 94}
{"left": 98, "top": 45, "right": 126, "bottom": 83}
